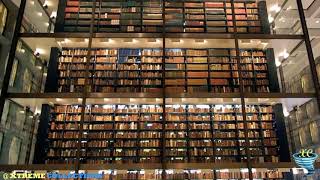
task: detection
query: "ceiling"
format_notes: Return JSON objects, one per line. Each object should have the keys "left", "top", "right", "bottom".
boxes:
{"left": 12, "top": 0, "right": 58, "bottom": 32}
{"left": 11, "top": 97, "right": 312, "bottom": 115}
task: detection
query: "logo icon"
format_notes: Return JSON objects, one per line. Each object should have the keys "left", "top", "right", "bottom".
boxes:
{"left": 293, "top": 149, "right": 318, "bottom": 176}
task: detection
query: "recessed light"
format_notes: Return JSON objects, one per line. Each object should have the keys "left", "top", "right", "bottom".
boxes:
{"left": 270, "top": 4, "right": 281, "bottom": 13}
{"left": 316, "top": 20, "right": 320, "bottom": 24}
{"left": 268, "top": 15, "right": 274, "bottom": 23}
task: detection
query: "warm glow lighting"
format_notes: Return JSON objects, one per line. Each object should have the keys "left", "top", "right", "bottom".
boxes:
{"left": 35, "top": 48, "right": 45, "bottom": 55}
{"left": 283, "top": 50, "right": 289, "bottom": 59}
{"left": 268, "top": 15, "right": 274, "bottom": 23}
{"left": 56, "top": 98, "right": 63, "bottom": 102}
{"left": 51, "top": 11, "right": 57, "bottom": 18}
{"left": 275, "top": 57, "right": 281, "bottom": 67}
{"left": 270, "top": 4, "right": 281, "bottom": 13}
{"left": 282, "top": 106, "right": 290, "bottom": 117}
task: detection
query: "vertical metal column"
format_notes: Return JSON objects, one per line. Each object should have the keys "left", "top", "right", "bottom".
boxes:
{"left": 296, "top": 0, "right": 320, "bottom": 112}
{"left": 230, "top": 0, "right": 253, "bottom": 179}
{"left": 161, "top": 0, "right": 167, "bottom": 179}
{"left": 0, "top": 0, "right": 27, "bottom": 124}
{"left": 76, "top": 0, "right": 97, "bottom": 172}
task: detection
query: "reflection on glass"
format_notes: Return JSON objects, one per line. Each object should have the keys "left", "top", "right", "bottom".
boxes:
{"left": 9, "top": 40, "right": 46, "bottom": 93}
{"left": 266, "top": 0, "right": 302, "bottom": 35}
{"left": 310, "top": 122, "right": 319, "bottom": 144}
{"left": 0, "top": 1, "right": 8, "bottom": 34}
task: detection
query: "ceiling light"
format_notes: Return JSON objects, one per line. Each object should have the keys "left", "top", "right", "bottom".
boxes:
{"left": 50, "top": 11, "right": 57, "bottom": 19}
{"left": 30, "top": 1, "right": 35, "bottom": 5}
{"left": 37, "top": 12, "right": 43, "bottom": 17}
{"left": 35, "top": 48, "right": 45, "bottom": 55}
{"left": 275, "top": 57, "right": 281, "bottom": 67}
{"left": 316, "top": 20, "right": 320, "bottom": 24}
{"left": 283, "top": 50, "right": 289, "bottom": 59}
{"left": 268, "top": 15, "right": 274, "bottom": 23}
{"left": 270, "top": 4, "right": 281, "bottom": 13}
{"left": 282, "top": 106, "right": 290, "bottom": 117}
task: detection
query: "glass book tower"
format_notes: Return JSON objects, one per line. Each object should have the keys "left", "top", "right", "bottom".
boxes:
{"left": 0, "top": 0, "right": 320, "bottom": 179}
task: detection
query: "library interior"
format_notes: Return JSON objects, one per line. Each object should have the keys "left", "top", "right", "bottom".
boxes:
{"left": 0, "top": 0, "right": 320, "bottom": 179}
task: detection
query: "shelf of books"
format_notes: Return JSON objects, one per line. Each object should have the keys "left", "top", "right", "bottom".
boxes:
{"left": 95, "top": 169, "right": 286, "bottom": 179}
{"left": 54, "top": 48, "right": 276, "bottom": 93}
{"left": 56, "top": 48, "right": 163, "bottom": 93}
{"left": 63, "top": 0, "right": 94, "bottom": 32}
{"left": 58, "top": 0, "right": 267, "bottom": 33}
{"left": 45, "top": 103, "right": 279, "bottom": 164}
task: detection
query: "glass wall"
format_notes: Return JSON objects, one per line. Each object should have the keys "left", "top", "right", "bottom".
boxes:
{"left": 0, "top": 0, "right": 319, "bottom": 177}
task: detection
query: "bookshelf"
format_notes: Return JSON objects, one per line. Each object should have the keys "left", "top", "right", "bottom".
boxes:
{"left": 57, "top": 0, "right": 268, "bottom": 33}
{"left": 45, "top": 103, "right": 279, "bottom": 164}
{"left": 69, "top": 169, "right": 286, "bottom": 179}
{"left": 52, "top": 48, "right": 277, "bottom": 93}
{"left": 55, "top": 48, "right": 163, "bottom": 93}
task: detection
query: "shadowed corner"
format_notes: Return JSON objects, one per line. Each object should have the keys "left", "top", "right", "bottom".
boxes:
{"left": 293, "top": 153, "right": 319, "bottom": 176}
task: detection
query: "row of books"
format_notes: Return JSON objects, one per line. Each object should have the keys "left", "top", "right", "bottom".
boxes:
{"left": 63, "top": 0, "right": 263, "bottom": 33}
{"left": 57, "top": 48, "right": 271, "bottom": 93}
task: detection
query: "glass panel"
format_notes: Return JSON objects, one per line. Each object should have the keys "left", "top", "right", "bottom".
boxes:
{"left": 0, "top": 0, "right": 20, "bottom": 93}
{"left": 238, "top": 38, "right": 315, "bottom": 93}
{"left": 245, "top": 97, "right": 320, "bottom": 166}
{"left": 7, "top": 37, "right": 92, "bottom": 93}
{"left": 285, "top": 98, "right": 320, "bottom": 155}
{"left": 21, "top": 0, "right": 58, "bottom": 33}
{"left": 264, "top": 0, "right": 303, "bottom": 35}
{"left": 0, "top": 99, "right": 37, "bottom": 164}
